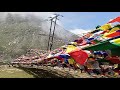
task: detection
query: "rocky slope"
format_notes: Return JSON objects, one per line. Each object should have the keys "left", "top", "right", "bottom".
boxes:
{"left": 0, "top": 13, "right": 79, "bottom": 61}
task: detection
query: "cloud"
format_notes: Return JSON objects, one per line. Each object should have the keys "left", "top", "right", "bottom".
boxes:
{"left": 7, "top": 12, "right": 55, "bottom": 18}
{"left": 109, "top": 19, "right": 113, "bottom": 22}
{"left": 9, "top": 12, "right": 64, "bottom": 26}
{"left": 69, "top": 28, "right": 91, "bottom": 35}
{"left": 0, "top": 12, "right": 63, "bottom": 26}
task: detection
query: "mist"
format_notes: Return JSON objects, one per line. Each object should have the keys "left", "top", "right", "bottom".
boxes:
{"left": 0, "top": 12, "right": 54, "bottom": 18}
{"left": 0, "top": 12, "right": 58, "bottom": 22}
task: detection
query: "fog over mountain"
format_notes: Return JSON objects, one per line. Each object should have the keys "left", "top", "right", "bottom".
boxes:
{"left": 0, "top": 12, "right": 79, "bottom": 61}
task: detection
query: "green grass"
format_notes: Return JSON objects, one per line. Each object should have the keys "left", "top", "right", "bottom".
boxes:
{"left": 0, "top": 65, "right": 34, "bottom": 78}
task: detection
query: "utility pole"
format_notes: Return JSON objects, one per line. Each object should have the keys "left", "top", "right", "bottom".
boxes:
{"left": 47, "top": 14, "right": 63, "bottom": 51}
{"left": 47, "top": 17, "right": 54, "bottom": 51}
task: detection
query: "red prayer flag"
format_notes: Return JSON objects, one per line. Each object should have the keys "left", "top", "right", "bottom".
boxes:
{"left": 108, "top": 16, "right": 120, "bottom": 23}
{"left": 54, "top": 56, "right": 64, "bottom": 62}
{"left": 106, "top": 56, "right": 120, "bottom": 64}
{"left": 106, "top": 30, "right": 120, "bottom": 38}
{"left": 68, "top": 49, "right": 88, "bottom": 65}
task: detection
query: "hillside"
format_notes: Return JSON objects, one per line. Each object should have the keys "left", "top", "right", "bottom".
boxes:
{"left": 0, "top": 13, "right": 79, "bottom": 62}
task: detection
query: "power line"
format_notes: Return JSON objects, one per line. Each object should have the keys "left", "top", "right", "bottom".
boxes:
{"left": 47, "top": 17, "right": 54, "bottom": 51}
{"left": 47, "top": 14, "right": 63, "bottom": 51}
